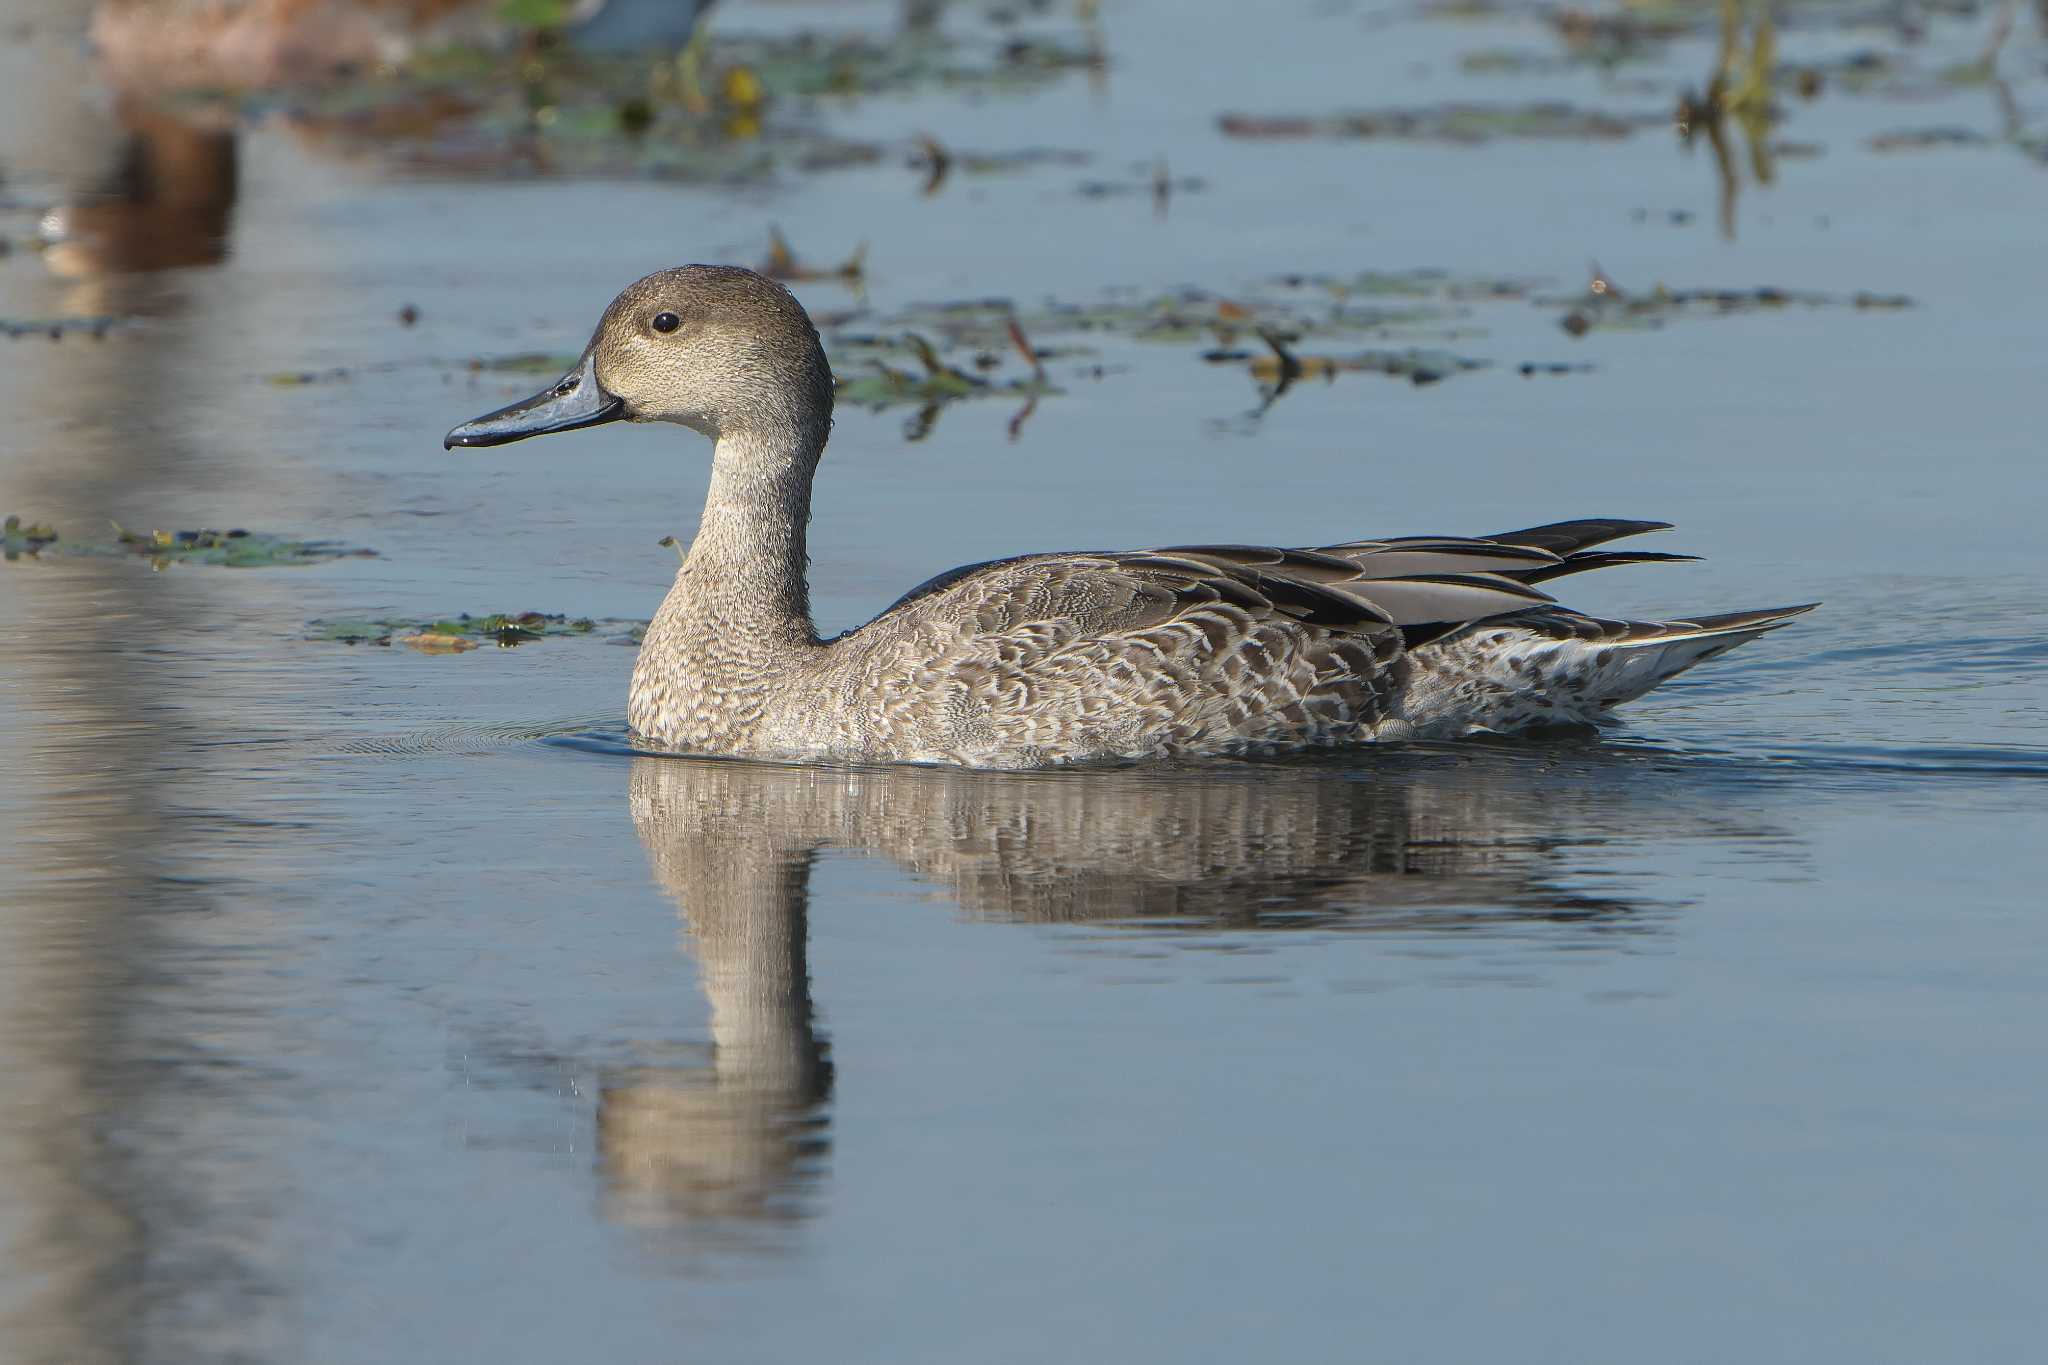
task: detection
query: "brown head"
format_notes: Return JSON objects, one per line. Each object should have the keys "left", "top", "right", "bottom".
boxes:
{"left": 444, "top": 265, "right": 835, "bottom": 452}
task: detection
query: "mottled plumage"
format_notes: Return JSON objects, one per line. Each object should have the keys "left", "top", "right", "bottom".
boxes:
{"left": 447, "top": 266, "right": 1813, "bottom": 769}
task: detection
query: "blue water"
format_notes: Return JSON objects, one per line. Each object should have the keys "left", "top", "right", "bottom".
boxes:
{"left": 3, "top": 0, "right": 2046, "bottom": 1360}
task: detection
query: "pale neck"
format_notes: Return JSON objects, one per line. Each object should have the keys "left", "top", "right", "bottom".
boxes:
{"left": 681, "top": 424, "right": 825, "bottom": 645}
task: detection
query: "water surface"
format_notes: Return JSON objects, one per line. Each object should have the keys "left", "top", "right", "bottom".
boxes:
{"left": 3, "top": 0, "right": 2045, "bottom": 1360}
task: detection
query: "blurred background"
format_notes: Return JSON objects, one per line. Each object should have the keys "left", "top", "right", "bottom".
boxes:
{"left": 1, "top": 1, "right": 2044, "bottom": 1361}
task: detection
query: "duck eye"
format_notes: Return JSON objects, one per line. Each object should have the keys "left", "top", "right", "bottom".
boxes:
{"left": 651, "top": 312, "right": 681, "bottom": 334}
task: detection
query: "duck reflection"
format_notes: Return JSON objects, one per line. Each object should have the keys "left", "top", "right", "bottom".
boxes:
{"left": 39, "top": 103, "right": 238, "bottom": 283}
{"left": 604, "top": 777, "right": 833, "bottom": 1231}
{"left": 610, "top": 746, "right": 1783, "bottom": 1234}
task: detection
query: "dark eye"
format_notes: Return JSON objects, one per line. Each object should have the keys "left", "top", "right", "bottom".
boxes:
{"left": 651, "top": 312, "right": 680, "bottom": 334}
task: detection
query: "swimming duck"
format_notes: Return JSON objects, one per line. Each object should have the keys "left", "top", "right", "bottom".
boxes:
{"left": 446, "top": 266, "right": 1812, "bottom": 768}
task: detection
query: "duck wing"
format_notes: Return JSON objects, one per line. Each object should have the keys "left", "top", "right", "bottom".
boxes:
{"left": 1309, "top": 518, "right": 1700, "bottom": 591}
{"left": 868, "top": 519, "right": 1695, "bottom": 644}
{"left": 844, "top": 547, "right": 1422, "bottom": 757}
{"left": 866, "top": 548, "right": 1402, "bottom": 644}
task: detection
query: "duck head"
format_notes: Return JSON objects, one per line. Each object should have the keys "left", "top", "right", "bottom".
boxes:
{"left": 444, "top": 265, "right": 834, "bottom": 450}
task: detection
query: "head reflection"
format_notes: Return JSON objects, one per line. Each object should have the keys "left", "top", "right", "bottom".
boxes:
{"left": 612, "top": 748, "right": 1780, "bottom": 1236}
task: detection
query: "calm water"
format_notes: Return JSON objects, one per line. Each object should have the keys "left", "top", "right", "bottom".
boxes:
{"left": 3, "top": 0, "right": 2046, "bottom": 1360}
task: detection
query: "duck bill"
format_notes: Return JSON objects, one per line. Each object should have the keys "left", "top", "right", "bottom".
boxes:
{"left": 443, "top": 351, "right": 626, "bottom": 449}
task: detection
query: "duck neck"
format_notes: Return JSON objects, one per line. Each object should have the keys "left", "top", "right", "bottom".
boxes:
{"left": 675, "top": 424, "right": 823, "bottom": 648}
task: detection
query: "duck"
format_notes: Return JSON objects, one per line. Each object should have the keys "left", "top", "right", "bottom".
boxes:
{"left": 445, "top": 265, "right": 1813, "bottom": 769}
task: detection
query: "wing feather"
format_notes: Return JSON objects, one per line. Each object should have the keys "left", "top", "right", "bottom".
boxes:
{"left": 1482, "top": 518, "right": 1674, "bottom": 555}
{"left": 865, "top": 518, "right": 1706, "bottom": 651}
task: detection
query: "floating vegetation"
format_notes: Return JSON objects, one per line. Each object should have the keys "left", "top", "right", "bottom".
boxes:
{"left": 1435, "top": 0, "right": 1982, "bottom": 44}
{"left": 1207, "top": 331, "right": 1489, "bottom": 389}
{"left": 258, "top": 19, "right": 1103, "bottom": 183}
{"left": 3, "top": 515, "right": 59, "bottom": 560}
{"left": 819, "top": 269, "right": 1562, "bottom": 429}
{"left": 1871, "top": 120, "right": 2048, "bottom": 163}
{"left": 468, "top": 352, "right": 583, "bottom": 376}
{"left": 267, "top": 365, "right": 360, "bottom": 386}
{"left": 308, "top": 611, "right": 643, "bottom": 649}
{"left": 908, "top": 136, "right": 1090, "bottom": 195}
{"left": 1218, "top": 102, "right": 1663, "bottom": 144}
{"left": 1440, "top": 0, "right": 2046, "bottom": 232}
{"left": 760, "top": 227, "right": 866, "bottom": 288}
{"left": 1076, "top": 158, "right": 1205, "bottom": 214}
{"left": 1458, "top": 49, "right": 1597, "bottom": 75}
{"left": 843, "top": 285, "right": 1458, "bottom": 356}
{"left": 266, "top": 350, "right": 583, "bottom": 388}
{"left": 1549, "top": 8, "right": 1692, "bottom": 62}
{"left": 1267, "top": 269, "right": 1540, "bottom": 305}
{"left": 826, "top": 269, "right": 1533, "bottom": 372}
{"left": 714, "top": 27, "right": 1103, "bottom": 101}
{"left": 1672, "top": 0, "right": 1785, "bottom": 239}
{"left": 2, "top": 315, "right": 130, "bottom": 340}
{"left": 835, "top": 324, "right": 1054, "bottom": 441}
{"left": 114, "top": 524, "right": 378, "bottom": 568}
{"left": 0, "top": 517, "right": 376, "bottom": 568}
{"left": 1550, "top": 268, "right": 1912, "bottom": 336}
{"left": 1868, "top": 126, "right": 1993, "bottom": 151}
{"left": 252, "top": 247, "right": 1917, "bottom": 437}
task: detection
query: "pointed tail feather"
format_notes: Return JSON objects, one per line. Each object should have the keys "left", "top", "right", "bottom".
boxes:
{"left": 1516, "top": 550, "right": 1701, "bottom": 585}
{"left": 1653, "top": 604, "right": 1821, "bottom": 636}
{"left": 1584, "top": 603, "right": 1820, "bottom": 705}
{"left": 1400, "top": 603, "right": 1818, "bottom": 735}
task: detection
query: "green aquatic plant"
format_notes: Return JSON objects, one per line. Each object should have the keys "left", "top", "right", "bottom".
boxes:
{"left": 113, "top": 525, "right": 379, "bottom": 568}
{"left": 2, "top": 515, "right": 60, "bottom": 560}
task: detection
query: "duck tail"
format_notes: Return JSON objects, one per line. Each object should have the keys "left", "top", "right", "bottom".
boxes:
{"left": 1399, "top": 603, "right": 1818, "bottom": 734}
{"left": 1582, "top": 604, "right": 1820, "bottom": 704}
